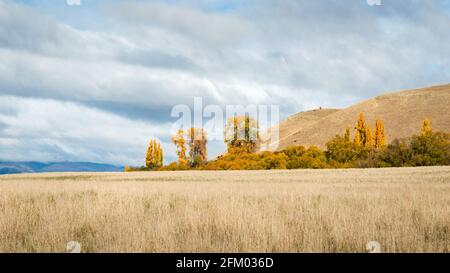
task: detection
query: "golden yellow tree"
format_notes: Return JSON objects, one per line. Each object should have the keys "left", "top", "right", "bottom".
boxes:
{"left": 146, "top": 139, "right": 163, "bottom": 168}
{"left": 354, "top": 130, "right": 361, "bottom": 146}
{"left": 365, "top": 126, "right": 373, "bottom": 149}
{"left": 421, "top": 117, "right": 432, "bottom": 136}
{"left": 354, "top": 113, "right": 367, "bottom": 146}
{"left": 374, "top": 119, "right": 386, "bottom": 149}
{"left": 187, "top": 128, "right": 208, "bottom": 167}
{"left": 146, "top": 140, "right": 154, "bottom": 168}
{"left": 155, "top": 142, "right": 162, "bottom": 166}
{"left": 159, "top": 145, "right": 163, "bottom": 167}
{"left": 172, "top": 129, "right": 188, "bottom": 165}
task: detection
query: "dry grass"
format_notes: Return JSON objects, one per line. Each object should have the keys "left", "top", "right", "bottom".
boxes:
{"left": 0, "top": 167, "right": 449, "bottom": 253}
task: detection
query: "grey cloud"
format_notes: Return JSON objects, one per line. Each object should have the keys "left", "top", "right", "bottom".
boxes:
{"left": 105, "top": 1, "right": 252, "bottom": 46}
{"left": 1, "top": 0, "right": 450, "bottom": 164}
{"left": 0, "top": 1, "right": 130, "bottom": 61}
{"left": 0, "top": 96, "right": 176, "bottom": 165}
{"left": 118, "top": 49, "right": 201, "bottom": 72}
{"left": 82, "top": 100, "right": 175, "bottom": 123}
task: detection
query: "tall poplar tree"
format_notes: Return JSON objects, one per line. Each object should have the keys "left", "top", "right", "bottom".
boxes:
{"left": 146, "top": 139, "right": 163, "bottom": 168}
{"left": 374, "top": 119, "right": 386, "bottom": 149}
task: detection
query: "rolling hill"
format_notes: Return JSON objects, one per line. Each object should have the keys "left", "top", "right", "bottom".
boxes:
{"left": 259, "top": 84, "right": 450, "bottom": 151}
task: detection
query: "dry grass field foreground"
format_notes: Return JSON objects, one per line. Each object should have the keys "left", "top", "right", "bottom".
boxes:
{"left": 0, "top": 167, "right": 449, "bottom": 253}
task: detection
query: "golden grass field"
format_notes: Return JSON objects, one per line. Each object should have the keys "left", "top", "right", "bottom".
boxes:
{"left": 0, "top": 167, "right": 449, "bottom": 253}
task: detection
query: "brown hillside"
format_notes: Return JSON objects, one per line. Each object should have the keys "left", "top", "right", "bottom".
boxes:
{"left": 259, "top": 108, "right": 339, "bottom": 150}
{"left": 260, "top": 84, "right": 450, "bottom": 151}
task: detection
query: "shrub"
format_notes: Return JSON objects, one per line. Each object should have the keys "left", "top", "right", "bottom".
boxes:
{"left": 282, "top": 146, "right": 306, "bottom": 158}
{"left": 160, "top": 162, "right": 190, "bottom": 171}
{"left": 259, "top": 152, "right": 287, "bottom": 170}
{"left": 326, "top": 135, "right": 360, "bottom": 165}
{"left": 377, "top": 132, "right": 450, "bottom": 167}
{"left": 377, "top": 139, "right": 412, "bottom": 167}
{"left": 410, "top": 132, "right": 450, "bottom": 166}
{"left": 284, "top": 146, "right": 328, "bottom": 169}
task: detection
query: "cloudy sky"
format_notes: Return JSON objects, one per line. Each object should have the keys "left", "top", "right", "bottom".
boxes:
{"left": 0, "top": 0, "right": 449, "bottom": 166}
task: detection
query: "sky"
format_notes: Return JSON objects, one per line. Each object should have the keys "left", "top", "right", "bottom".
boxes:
{"left": 0, "top": 0, "right": 450, "bottom": 166}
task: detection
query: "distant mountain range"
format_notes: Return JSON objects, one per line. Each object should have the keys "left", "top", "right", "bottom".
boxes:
{"left": 0, "top": 161, "right": 123, "bottom": 175}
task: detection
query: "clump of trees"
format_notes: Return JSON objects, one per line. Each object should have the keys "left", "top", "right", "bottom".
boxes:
{"left": 146, "top": 139, "right": 163, "bottom": 169}
{"left": 325, "top": 115, "right": 387, "bottom": 168}
{"left": 160, "top": 127, "right": 208, "bottom": 171}
{"left": 353, "top": 113, "right": 386, "bottom": 149}
{"left": 224, "top": 114, "right": 259, "bottom": 154}
{"left": 378, "top": 118, "right": 450, "bottom": 167}
{"left": 126, "top": 114, "right": 449, "bottom": 172}
{"left": 325, "top": 116, "right": 449, "bottom": 168}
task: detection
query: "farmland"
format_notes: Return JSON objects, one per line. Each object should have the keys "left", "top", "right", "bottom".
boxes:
{"left": 0, "top": 167, "right": 449, "bottom": 253}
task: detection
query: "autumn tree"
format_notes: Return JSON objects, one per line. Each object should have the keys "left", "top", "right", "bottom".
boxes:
{"left": 365, "top": 126, "right": 373, "bottom": 149}
{"left": 326, "top": 128, "right": 360, "bottom": 166}
{"left": 156, "top": 142, "right": 163, "bottom": 167}
{"left": 344, "top": 127, "right": 351, "bottom": 142}
{"left": 146, "top": 139, "right": 163, "bottom": 169}
{"left": 172, "top": 129, "right": 188, "bottom": 165}
{"left": 225, "top": 114, "right": 259, "bottom": 153}
{"left": 187, "top": 128, "right": 208, "bottom": 167}
{"left": 354, "top": 113, "right": 367, "bottom": 146}
{"left": 421, "top": 117, "right": 432, "bottom": 136}
{"left": 354, "top": 113, "right": 379, "bottom": 149}
{"left": 374, "top": 119, "right": 386, "bottom": 149}
{"left": 354, "top": 130, "right": 361, "bottom": 146}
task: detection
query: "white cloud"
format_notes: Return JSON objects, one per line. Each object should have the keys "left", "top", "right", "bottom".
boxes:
{"left": 66, "top": 0, "right": 81, "bottom": 6}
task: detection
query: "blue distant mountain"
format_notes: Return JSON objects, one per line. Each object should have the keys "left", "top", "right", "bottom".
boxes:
{"left": 0, "top": 161, "right": 123, "bottom": 174}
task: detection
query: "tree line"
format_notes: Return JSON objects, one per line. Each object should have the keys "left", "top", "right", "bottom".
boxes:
{"left": 125, "top": 114, "right": 449, "bottom": 171}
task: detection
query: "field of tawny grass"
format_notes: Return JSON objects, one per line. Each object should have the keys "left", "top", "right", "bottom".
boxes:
{"left": 0, "top": 167, "right": 449, "bottom": 253}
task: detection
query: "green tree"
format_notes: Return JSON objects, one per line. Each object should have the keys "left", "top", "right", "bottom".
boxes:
{"left": 285, "top": 146, "right": 328, "bottom": 169}
{"left": 326, "top": 134, "right": 360, "bottom": 165}
{"left": 344, "top": 127, "right": 351, "bottom": 142}
{"left": 410, "top": 132, "right": 450, "bottom": 166}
